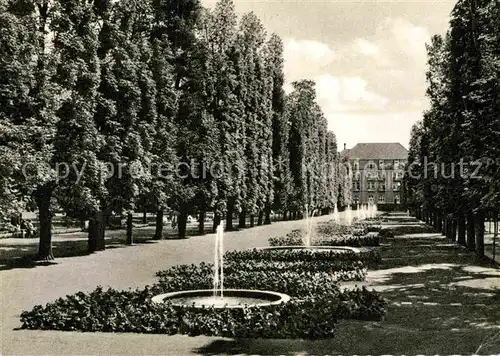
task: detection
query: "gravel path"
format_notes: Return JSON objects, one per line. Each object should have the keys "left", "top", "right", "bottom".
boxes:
{"left": 1, "top": 214, "right": 334, "bottom": 355}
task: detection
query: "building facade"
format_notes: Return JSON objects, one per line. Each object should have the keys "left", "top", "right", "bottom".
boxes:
{"left": 341, "top": 143, "right": 408, "bottom": 205}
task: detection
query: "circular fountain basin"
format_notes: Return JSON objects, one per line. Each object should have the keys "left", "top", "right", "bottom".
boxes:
{"left": 258, "top": 245, "right": 361, "bottom": 253}
{"left": 151, "top": 289, "right": 291, "bottom": 309}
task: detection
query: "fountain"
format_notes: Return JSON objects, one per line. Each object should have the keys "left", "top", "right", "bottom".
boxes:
{"left": 152, "top": 223, "right": 291, "bottom": 309}
{"left": 303, "top": 205, "right": 317, "bottom": 247}
{"left": 345, "top": 204, "right": 353, "bottom": 226}
{"left": 333, "top": 203, "right": 340, "bottom": 224}
{"left": 258, "top": 204, "right": 361, "bottom": 254}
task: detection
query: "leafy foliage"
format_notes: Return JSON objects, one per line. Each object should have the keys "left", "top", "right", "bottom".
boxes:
{"left": 20, "top": 247, "right": 386, "bottom": 337}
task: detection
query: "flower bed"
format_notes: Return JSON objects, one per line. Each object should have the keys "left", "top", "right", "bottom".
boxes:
{"left": 156, "top": 260, "right": 367, "bottom": 283}
{"left": 268, "top": 230, "right": 380, "bottom": 247}
{"left": 379, "top": 225, "right": 437, "bottom": 237}
{"left": 20, "top": 248, "right": 386, "bottom": 338}
{"left": 225, "top": 248, "right": 381, "bottom": 266}
{"left": 316, "top": 223, "right": 369, "bottom": 237}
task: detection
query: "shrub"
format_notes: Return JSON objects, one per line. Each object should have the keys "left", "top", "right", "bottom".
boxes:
{"left": 381, "top": 225, "right": 436, "bottom": 236}
{"left": 20, "top": 248, "right": 386, "bottom": 338}
{"left": 379, "top": 229, "right": 395, "bottom": 238}
{"left": 269, "top": 231, "right": 379, "bottom": 247}
{"left": 268, "top": 230, "right": 302, "bottom": 246}
{"left": 224, "top": 259, "right": 367, "bottom": 281}
{"left": 225, "top": 248, "right": 381, "bottom": 266}
{"left": 21, "top": 285, "right": 385, "bottom": 338}
{"left": 316, "top": 223, "right": 368, "bottom": 237}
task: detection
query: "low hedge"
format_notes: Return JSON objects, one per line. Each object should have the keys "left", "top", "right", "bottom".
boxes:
{"left": 225, "top": 248, "right": 381, "bottom": 266}
{"left": 20, "top": 284, "right": 384, "bottom": 338}
{"left": 380, "top": 225, "right": 437, "bottom": 237}
{"left": 313, "top": 235, "right": 379, "bottom": 247}
{"left": 268, "top": 230, "right": 379, "bottom": 247}
{"left": 157, "top": 260, "right": 367, "bottom": 283}
{"left": 20, "top": 248, "right": 386, "bottom": 338}
{"left": 316, "top": 223, "right": 368, "bottom": 237}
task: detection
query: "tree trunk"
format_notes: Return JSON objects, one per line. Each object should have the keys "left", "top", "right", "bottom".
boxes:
{"left": 226, "top": 202, "right": 234, "bottom": 231}
{"left": 467, "top": 212, "right": 476, "bottom": 251}
{"left": 264, "top": 203, "right": 272, "bottom": 225}
{"left": 213, "top": 213, "right": 221, "bottom": 233}
{"left": 178, "top": 211, "right": 188, "bottom": 238}
{"left": 448, "top": 216, "right": 454, "bottom": 240}
{"left": 283, "top": 211, "right": 288, "bottom": 221}
{"left": 35, "top": 187, "right": 54, "bottom": 261}
{"left": 143, "top": 207, "right": 147, "bottom": 224}
{"left": 457, "top": 214, "right": 466, "bottom": 246}
{"left": 451, "top": 217, "right": 457, "bottom": 242}
{"left": 257, "top": 211, "right": 263, "bottom": 226}
{"left": 97, "top": 210, "right": 106, "bottom": 250}
{"left": 154, "top": 209, "right": 164, "bottom": 240}
{"left": 88, "top": 210, "right": 105, "bottom": 253}
{"left": 250, "top": 215, "right": 255, "bottom": 227}
{"left": 238, "top": 209, "right": 246, "bottom": 229}
{"left": 88, "top": 218, "right": 98, "bottom": 253}
{"left": 475, "top": 211, "right": 485, "bottom": 257}
{"left": 198, "top": 211, "right": 205, "bottom": 235}
{"left": 126, "top": 212, "right": 133, "bottom": 245}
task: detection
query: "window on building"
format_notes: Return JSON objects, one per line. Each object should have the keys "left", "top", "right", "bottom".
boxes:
{"left": 393, "top": 171, "right": 403, "bottom": 180}
{"left": 353, "top": 160, "right": 359, "bottom": 171}
{"left": 378, "top": 195, "right": 385, "bottom": 203}
{"left": 394, "top": 195, "right": 400, "bottom": 204}
{"left": 379, "top": 183, "right": 385, "bottom": 191}
{"left": 394, "top": 160, "right": 399, "bottom": 168}
{"left": 366, "top": 161, "right": 376, "bottom": 170}
{"left": 379, "top": 160, "right": 384, "bottom": 169}
{"left": 393, "top": 182, "right": 401, "bottom": 191}
{"left": 368, "top": 181, "right": 376, "bottom": 190}
{"left": 368, "top": 195, "right": 375, "bottom": 204}
{"left": 353, "top": 181, "right": 360, "bottom": 191}
{"left": 353, "top": 195, "right": 359, "bottom": 204}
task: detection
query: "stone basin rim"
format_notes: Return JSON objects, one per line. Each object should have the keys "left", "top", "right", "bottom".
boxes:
{"left": 256, "top": 245, "right": 362, "bottom": 253}
{"left": 151, "top": 289, "right": 291, "bottom": 309}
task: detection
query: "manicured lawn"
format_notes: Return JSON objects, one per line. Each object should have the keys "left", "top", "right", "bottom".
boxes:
{"left": 2, "top": 213, "right": 500, "bottom": 354}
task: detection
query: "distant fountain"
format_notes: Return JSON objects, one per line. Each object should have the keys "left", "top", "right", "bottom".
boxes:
{"left": 213, "top": 223, "right": 224, "bottom": 298}
{"left": 367, "top": 203, "right": 377, "bottom": 219}
{"left": 345, "top": 204, "right": 353, "bottom": 226}
{"left": 361, "top": 204, "right": 367, "bottom": 220}
{"left": 333, "top": 203, "right": 340, "bottom": 224}
{"left": 258, "top": 202, "right": 361, "bottom": 254}
{"left": 152, "top": 222, "right": 290, "bottom": 308}
{"left": 303, "top": 205, "right": 317, "bottom": 247}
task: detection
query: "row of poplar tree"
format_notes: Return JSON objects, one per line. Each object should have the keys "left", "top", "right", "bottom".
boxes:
{"left": 0, "top": 0, "right": 352, "bottom": 260}
{"left": 405, "top": 0, "right": 500, "bottom": 257}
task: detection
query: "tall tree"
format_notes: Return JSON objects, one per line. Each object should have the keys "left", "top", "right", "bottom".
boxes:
{"left": 265, "top": 34, "right": 288, "bottom": 221}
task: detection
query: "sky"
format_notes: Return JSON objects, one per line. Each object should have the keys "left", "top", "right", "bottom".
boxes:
{"left": 201, "top": 0, "right": 457, "bottom": 149}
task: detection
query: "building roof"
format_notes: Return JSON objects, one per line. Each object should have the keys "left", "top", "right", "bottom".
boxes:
{"left": 343, "top": 142, "right": 408, "bottom": 160}
{"left": 340, "top": 148, "right": 350, "bottom": 159}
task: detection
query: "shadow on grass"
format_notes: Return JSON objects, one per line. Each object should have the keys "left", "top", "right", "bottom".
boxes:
{"left": 0, "top": 231, "right": 163, "bottom": 271}
{"left": 193, "top": 327, "right": 500, "bottom": 355}
{"left": 193, "top": 232, "right": 500, "bottom": 355}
